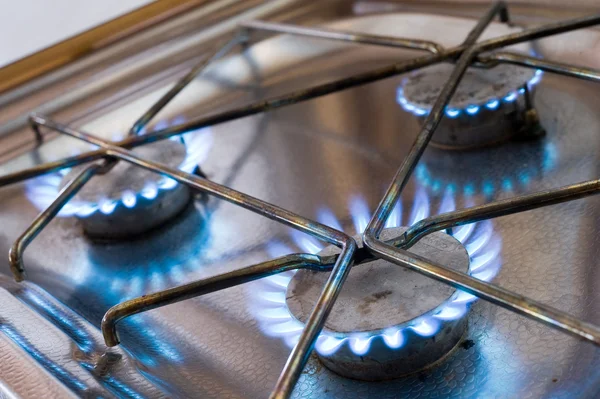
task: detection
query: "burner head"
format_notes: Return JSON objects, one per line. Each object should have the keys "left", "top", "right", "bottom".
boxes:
{"left": 286, "top": 227, "right": 470, "bottom": 381}
{"left": 60, "top": 140, "right": 192, "bottom": 239}
{"left": 399, "top": 63, "right": 543, "bottom": 149}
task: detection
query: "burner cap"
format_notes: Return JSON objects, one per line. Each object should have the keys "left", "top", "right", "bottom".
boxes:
{"left": 286, "top": 227, "right": 470, "bottom": 381}
{"left": 60, "top": 139, "right": 191, "bottom": 239}
{"left": 399, "top": 63, "right": 543, "bottom": 149}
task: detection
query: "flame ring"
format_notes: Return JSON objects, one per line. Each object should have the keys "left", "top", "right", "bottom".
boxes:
{"left": 25, "top": 118, "right": 213, "bottom": 218}
{"left": 249, "top": 189, "right": 502, "bottom": 356}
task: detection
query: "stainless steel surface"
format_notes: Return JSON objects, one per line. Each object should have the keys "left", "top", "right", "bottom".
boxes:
{"left": 396, "top": 179, "right": 600, "bottom": 249}
{"left": 23, "top": 6, "right": 600, "bottom": 395}
{"left": 1, "top": 2, "right": 600, "bottom": 398}
{"left": 101, "top": 253, "right": 325, "bottom": 345}
{"left": 0, "top": 275, "right": 168, "bottom": 398}
{"left": 0, "top": 0, "right": 289, "bottom": 139}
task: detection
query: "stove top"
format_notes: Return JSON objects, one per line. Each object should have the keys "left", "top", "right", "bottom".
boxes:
{"left": 1, "top": 1, "right": 600, "bottom": 398}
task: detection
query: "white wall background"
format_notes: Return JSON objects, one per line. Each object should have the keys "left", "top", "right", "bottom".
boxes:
{"left": 0, "top": 0, "right": 152, "bottom": 67}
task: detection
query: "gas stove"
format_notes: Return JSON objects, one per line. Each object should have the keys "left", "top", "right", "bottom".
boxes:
{"left": 1, "top": 1, "right": 600, "bottom": 398}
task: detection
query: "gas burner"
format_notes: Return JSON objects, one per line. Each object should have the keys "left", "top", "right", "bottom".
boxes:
{"left": 25, "top": 121, "right": 213, "bottom": 239}
{"left": 288, "top": 228, "right": 469, "bottom": 380}
{"left": 250, "top": 190, "right": 501, "bottom": 379}
{"left": 398, "top": 63, "right": 544, "bottom": 149}
{"left": 61, "top": 140, "right": 190, "bottom": 239}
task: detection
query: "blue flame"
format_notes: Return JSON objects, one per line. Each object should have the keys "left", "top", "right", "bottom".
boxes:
{"left": 503, "top": 92, "right": 517, "bottom": 102}
{"left": 349, "top": 335, "right": 374, "bottom": 355}
{"left": 408, "top": 188, "right": 430, "bottom": 225}
{"left": 385, "top": 200, "right": 402, "bottom": 228}
{"left": 348, "top": 195, "right": 371, "bottom": 234}
{"left": 100, "top": 199, "right": 118, "bottom": 214}
{"left": 141, "top": 182, "right": 159, "bottom": 200}
{"left": 25, "top": 118, "right": 213, "bottom": 218}
{"left": 316, "top": 335, "right": 347, "bottom": 355}
{"left": 445, "top": 108, "right": 461, "bottom": 118}
{"left": 396, "top": 87, "right": 430, "bottom": 116}
{"left": 529, "top": 69, "right": 543, "bottom": 86}
{"left": 122, "top": 190, "right": 137, "bottom": 208}
{"left": 382, "top": 328, "right": 404, "bottom": 349}
{"left": 316, "top": 207, "right": 343, "bottom": 231}
{"left": 438, "top": 187, "right": 455, "bottom": 214}
{"left": 397, "top": 68, "right": 544, "bottom": 118}
{"left": 466, "top": 105, "right": 480, "bottom": 115}
{"left": 250, "top": 189, "right": 502, "bottom": 356}
{"left": 486, "top": 100, "right": 500, "bottom": 110}
{"left": 410, "top": 317, "right": 440, "bottom": 337}
{"left": 290, "top": 230, "right": 323, "bottom": 254}
{"left": 266, "top": 241, "right": 294, "bottom": 258}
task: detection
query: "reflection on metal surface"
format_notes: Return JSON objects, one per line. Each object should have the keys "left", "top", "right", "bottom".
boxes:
{"left": 0, "top": 280, "right": 163, "bottom": 397}
{"left": 415, "top": 140, "right": 558, "bottom": 197}
{"left": 241, "top": 19, "right": 444, "bottom": 54}
{"left": 250, "top": 189, "right": 501, "bottom": 357}
{"left": 0, "top": 324, "right": 89, "bottom": 393}
{"left": 20, "top": 289, "right": 95, "bottom": 354}
{"left": 84, "top": 203, "right": 211, "bottom": 301}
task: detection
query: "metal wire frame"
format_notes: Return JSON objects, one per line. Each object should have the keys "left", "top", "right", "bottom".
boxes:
{"left": 3, "top": 10, "right": 600, "bottom": 188}
{"left": 23, "top": 114, "right": 358, "bottom": 399}
{"left": 3, "top": 3, "right": 600, "bottom": 398}
{"left": 127, "top": 31, "right": 249, "bottom": 137}
{"left": 240, "top": 19, "right": 446, "bottom": 54}
{"left": 102, "top": 253, "right": 327, "bottom": 346}
{"left": 361, "top": 5, "right": 600, "bottom": 351}
{"left": 8, "top": 161, "right": 109, "bottom": 281}
{"left": 3, "top": 1, "right": 521, "bottom": 279}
